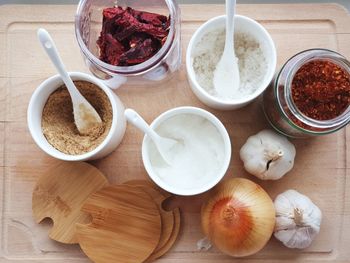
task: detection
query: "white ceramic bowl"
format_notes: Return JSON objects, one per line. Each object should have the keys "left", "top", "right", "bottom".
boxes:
{"left": 27, "top": 72, "right": 126, "bottom": 161}
{"left": 142, "top": 106, "right": 231, "bottom": 196}
{"left": 186, "top": 15, "right": 277, "bottom": 110}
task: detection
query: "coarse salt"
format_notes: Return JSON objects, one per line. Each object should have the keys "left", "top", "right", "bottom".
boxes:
{"left": 192, "top": 30, "right": 268, "bottom": 100}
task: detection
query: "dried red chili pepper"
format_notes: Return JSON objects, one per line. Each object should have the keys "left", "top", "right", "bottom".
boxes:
{"left": 119, "top": 39, "right": 156, "bottom": 65}
{"left": 103, "top": 6, "right": 124, "bottom": 20}
{"left": 291, "top": 60, "right": 350, "bottom": 120}
{"left": 97, "top": 33, "right": 125, "bottom": 66}
{"left": 127, "top": 7, "right": 168, "bottom": 29}
{"left": 114, "top": 10, "right": 168, "bottom": 40}
{"left": 97, "top": 6, "right": 170, "bottom": 66}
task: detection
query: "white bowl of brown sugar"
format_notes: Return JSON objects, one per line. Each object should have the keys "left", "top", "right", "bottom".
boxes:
{"left": 28, "top": 72, "right": 126, "bottom": 161}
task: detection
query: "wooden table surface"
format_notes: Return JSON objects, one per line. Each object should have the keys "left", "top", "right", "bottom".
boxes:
{"left": 0, "top": 3, "right": 349, "bottom": 263}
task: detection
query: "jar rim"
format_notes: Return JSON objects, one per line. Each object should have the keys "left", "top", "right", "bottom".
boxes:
{"left": 75, "top": 0, "right": 178, "bottom": 75}
{"left": 276, "top": 48, "right": 350, "bottom": 134}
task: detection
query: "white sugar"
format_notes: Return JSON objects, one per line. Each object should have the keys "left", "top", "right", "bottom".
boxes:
{"left": 192, "top": 30, "right": 268, "bottom": 100}
{"left": 148, "top": 113, "right": 225, "bottom": 190}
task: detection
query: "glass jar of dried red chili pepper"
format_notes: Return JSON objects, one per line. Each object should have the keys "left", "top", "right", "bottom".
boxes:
{"left": 262, "top": 49, "right": 350, "bottom": 138}
{"left": 75, "top": 0, "right": 181, "bottom": 88}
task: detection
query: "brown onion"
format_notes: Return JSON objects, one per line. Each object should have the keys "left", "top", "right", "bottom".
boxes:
{"left": 201, "top": 178, "right": 275, "bottom": 257}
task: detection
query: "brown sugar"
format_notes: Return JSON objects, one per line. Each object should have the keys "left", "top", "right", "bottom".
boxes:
{"left": 42, "top": 81, "right": 113, "bottom": 155}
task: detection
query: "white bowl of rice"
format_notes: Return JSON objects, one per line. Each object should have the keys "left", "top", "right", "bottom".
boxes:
{"left": 186, "top": 15, "right": 276, "bottom": 110}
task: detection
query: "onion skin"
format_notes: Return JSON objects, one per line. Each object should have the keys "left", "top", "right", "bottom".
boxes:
{"left": 201, "top": 178, "right": 275, "bottom": 257}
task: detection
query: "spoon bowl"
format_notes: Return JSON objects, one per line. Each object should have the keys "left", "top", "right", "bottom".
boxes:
{"left": 124, "top": 109, "right": 178, "bottom": 165}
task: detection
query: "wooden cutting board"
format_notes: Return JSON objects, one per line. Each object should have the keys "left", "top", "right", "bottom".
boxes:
{"left": 76, "top": 185, "right": 162, "bottom": 263}
{"left": 32, "top": 162, "right": 108, "bottom": 244}
{"left": 0, "top": 3, "right": 349, "bottom": 263}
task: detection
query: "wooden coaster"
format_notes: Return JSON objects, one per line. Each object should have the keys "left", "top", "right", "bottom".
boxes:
{"left": 124, "top": 180, "right": 181, "bottom": 262}
{"left": 123, "top": 180, "right": 174, "bottom": 255}
{"left": 76, "top": 185, "right": 161, "bottom": 263}
{"left": 32, "top": 162, "right": 108, "bottom": 244}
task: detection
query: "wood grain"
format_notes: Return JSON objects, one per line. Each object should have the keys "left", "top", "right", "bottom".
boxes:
{"left": 123, "top": 180, "right": 174, "bottom": 254}
{"left": 0, "top": 3, "right": 349, "bottom": 262}
{"left": 32, "top": 162, "right": 108, "bottom": 244}
{"left": 76, "top": 185, "right": 161, "bottom": 263}
{"left": 146, "top": 205, "right": 181, "bottom": 263}
{"left": 123, "top": 180, "right": 181, "bottom": 261}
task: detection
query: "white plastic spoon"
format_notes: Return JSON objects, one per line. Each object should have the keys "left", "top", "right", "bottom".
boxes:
{"left": 37, "top": 28, "right": 102, "bottom": 135}
{"left": 124, "top": 109, "right": 178, "bottom": 165}
{"left": 213, "top": 0, "right": 240, "bottom": 99}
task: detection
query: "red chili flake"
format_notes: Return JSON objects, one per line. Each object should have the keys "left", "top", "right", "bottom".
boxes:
{"left": 291, "top": 60, "right": 350, "bottom": 120}
{"left": 97, "top": 6, "right": 170, "bottom": 66}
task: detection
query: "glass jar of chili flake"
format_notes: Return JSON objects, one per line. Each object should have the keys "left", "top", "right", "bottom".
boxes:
{"left": 262, "top": 49, "right": 350, "bottom": 138}
{"left": 75, "top": 0, "right": 181, "bottom": 88}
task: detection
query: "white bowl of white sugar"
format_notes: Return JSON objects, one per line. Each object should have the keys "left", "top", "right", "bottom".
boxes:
{"left": 186, "top": 15, "right": 276, "bottom": 110}
{"left": 142, "top": 106, "right": 231, "bottom": 196}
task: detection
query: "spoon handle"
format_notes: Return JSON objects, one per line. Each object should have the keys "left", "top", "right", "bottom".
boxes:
{"left": 37, "top": 28, "right": 81, "bottom": 100}
{"left": 124, "top": 109, "right": 160, "bottom": 142}
{"left": 225, "top": 0, "right": 236, "bottom": 52}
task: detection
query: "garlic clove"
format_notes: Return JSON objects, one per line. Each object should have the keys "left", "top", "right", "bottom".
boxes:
{"left": 275, "top": 216, "right": 296, "bottom": 231}
{"left": 197, "top": 237, "right": 212, "bottom": 251}
{"left": 244, "top": 157, "right": 267, "bottom": 176}
{"left": 274, "top": 229, "right": 296, "bottom": 245}
{"left": 275, "top": 228, "right": 314, "bottom": 249}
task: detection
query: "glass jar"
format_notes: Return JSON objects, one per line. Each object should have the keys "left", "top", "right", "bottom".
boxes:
{"left": 262, "top": 49, "right": 350, "bottom": 138}
{"left": 75, "top": 0, "right": 181, "bottom": 89}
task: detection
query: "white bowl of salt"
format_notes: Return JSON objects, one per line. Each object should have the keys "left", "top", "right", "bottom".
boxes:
{"left": 142, "top": 106, "right": 231, "bottom": 196}
{"left": 186, "top": 15, "right": 277, "bottom": 110}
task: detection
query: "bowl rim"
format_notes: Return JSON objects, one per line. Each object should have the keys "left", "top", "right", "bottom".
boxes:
{"left": 141, "top": 106, "right": 232, "bottom": 196}
{"left": 27, "top": 71, "right": 119, "bottom": 161}
{"left": 186, "top": 14, "right": 277, "bottom": 106}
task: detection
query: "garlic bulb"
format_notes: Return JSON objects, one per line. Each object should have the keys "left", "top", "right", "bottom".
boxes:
{"left": 274, "top": 190, "right": 322, "bottom": 249}
{"left": 240, "top": 129, "right": 296, "bottom": 180}
{"left": 201, "top": 178, "right": 275, "bottom": 257}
